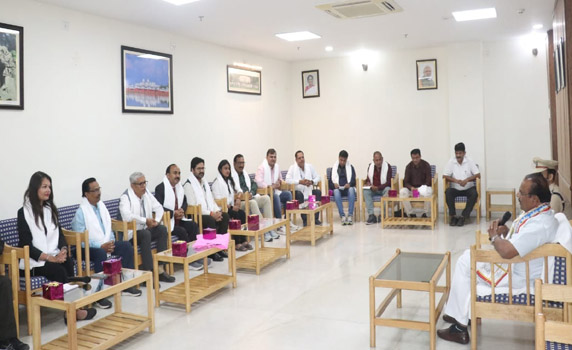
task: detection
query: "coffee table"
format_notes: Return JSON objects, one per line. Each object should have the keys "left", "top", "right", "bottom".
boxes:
{"left": 153, "top": 240, "right": 237, "bottom": 312}
{"left": 31, "top": 269, "right": 154, "bottom": 350}
{"left": 380, "top": 195, "right": 437, "bottom": 229}
{"left": 228, "top": 218, "right": 290, "bottom": 274}
{"left": 286, "top": 202, "right": 334, "bottom": 246}
{"left": 369, "top": 249, "right": 450, "bottom": 350}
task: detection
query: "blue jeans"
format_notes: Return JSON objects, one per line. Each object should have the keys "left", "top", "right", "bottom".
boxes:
{"left": 89, "top": 240, "right": 135, "bottom": 272}
{"left": 273, "top": 190, "right": 292, "bottom": 218}
{"left": 334, "top": 187, "right": 356, "bottom": 217}
{"left": 363, "top": 187, "right": 389, "bottom": 216}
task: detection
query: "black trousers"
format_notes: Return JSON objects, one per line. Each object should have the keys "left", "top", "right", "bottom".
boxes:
{"left": 201, "top": 212, "right": 230, "bottom": 234}
{"left": 26, "top": 258, "right": 75, "bottom": 283}
{"left": 445, "top": 186, "right": 478, "bottom": 217}
{"left": 132, "top": 225, "right": 168, "bottom": 271}
{"left": 172, "top": 220, "right": 199, "bottom": 242}
{"left": 294, "top": 189, "right": 322, "bottom": 225}
{"left": 0, "top": 276, "right": 17, "bottom": 341}
{"left": 229, "top": 208, "right": 247, "bottom": 244}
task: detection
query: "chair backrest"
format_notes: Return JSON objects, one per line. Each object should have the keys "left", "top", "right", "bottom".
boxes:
{"left": 390, "top": 165, "right": 397, "bottom": 179}
{"left": 430, "top": 165, "right": 436, "bottom": 178}
{"left": 185, "top": 204, "right": 203, "bottom": 233}
{"left": 534, "top": 279, "right": 572, "bottom": 349}
{"left": 0, "top": 218, "right": 19, "bottom": 247}
{"left": 62, "top": 228, "right": 91, "bottom": 277}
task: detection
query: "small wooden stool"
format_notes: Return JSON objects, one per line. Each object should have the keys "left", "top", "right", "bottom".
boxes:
{"left": 486, "top": 188, "right": 516, "bottom": 221}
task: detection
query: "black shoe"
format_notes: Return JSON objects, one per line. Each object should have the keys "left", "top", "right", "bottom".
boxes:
{"left": 66, "top": 308, "right": 97, "bottom": 325}
{"left": 9, "top": 338, "right": 29, "bottom": 350}
{"left": 449, "top": 216, "right": 458, "bottom": 226}
{"left": 68, "top": 276, "right": 91, "bottom": 284}
{"left": 123, "top": 286, "right": 142, "bottom": 296}
{"left": 95, "top": 298, "right": 112, "bottom": 309}
{"left": 315, "top": 219, "right": 322, "bottom": 226}
{"left": 409, "top": 214, "right": 417, "bottom": 218}
{"left": 394, "top": 210, "right": 403, "bottom": 217}
{"left": 437, "top": 324, "right": 469, "bottom": 345}
{"left": 422, "top": 213, "right": 427, "bottom": 218}
{"left": 159, "top": 273, "right": 176, "bottom": 283}
{"left": 457, "top": 216, "right": 465, "bottom": 227}
{"left": 218, "top": 250, "right": 228, "bottom": 258}
{"left": 210, "top": 253, "right": 224, "bottom": 262}
{"left": 366, "top": 214, "right": 377, "bottom": 225}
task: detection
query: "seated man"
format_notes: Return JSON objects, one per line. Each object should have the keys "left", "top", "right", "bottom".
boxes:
{"left": 155, "top": 164, "right": 205, "bottom": 270}
{"left": 443, "top": 142, "right": 480, "bottom": 227}
{"left": 533, "top": 157, "right": 565, "bottom": 213}
{"left": 330, "top": 150, "right": 357, "bottom": 225}
{"left": 286, "top": 150, "right": 322, "bottom": 226}
{"left": 401, "top": 148, "right": 432, "bottom": 218}
{"left": 119, "top": 172, "right": 175, "bottom": 283}
{"left": 0, "top": 239, "right": 29, "bottom": 350}
{"left": 437, "top": 174, "right": 557, "bottom": 344}
{"left": 183, "top": 157, "right": 229, "bottom": 261}
{"left": 72, "top": 178, "right": 141, "bottom": 308}
{"left": 364, "top": 151, "right": 392, "bottom": 225}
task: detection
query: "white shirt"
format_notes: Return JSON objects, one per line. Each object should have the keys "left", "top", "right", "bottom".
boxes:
{"left": 119, "top": 189, "right": 164, "bottom": 233}
{"left": 183, "top": 177, "right": 221, "bottom": 215}
{"left": 285, "top": 163, "right": 320, "bottom": 199}
{"left": 443, "top": 156, "right": 479, "bottom": 190}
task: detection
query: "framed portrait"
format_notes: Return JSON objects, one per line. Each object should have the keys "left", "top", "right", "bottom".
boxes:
{"left": 121, "top": 46, "right": 173, "bottom": 114}
{"left": 301, "top": 70, "right": 320, "bottom": 98}
{"left": 416, "top": 59, "right": 438, "bottom": 90}
{"left": 227, "top": 65, "right": 261, "bottom": 95}
{"left": 560, "top": 37, "right": 566, "bottom": 89}
{"left": 0, "top": 22, "right": 24, "bottom": 109}
{"left": 556, "top": 44, "right": 562, "bottom": 92}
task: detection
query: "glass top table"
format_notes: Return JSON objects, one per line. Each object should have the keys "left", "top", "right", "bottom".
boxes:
{"left": 376, "top": 252, "right": 446, "bottom": 283}
{"left": 63, "top": 268, "right": 148, "bottom": 302}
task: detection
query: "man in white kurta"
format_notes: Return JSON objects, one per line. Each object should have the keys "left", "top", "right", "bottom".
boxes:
{"left": 437, "top": 174, "right": 558, "bottom": 344}
{"left": 285, "top": 150, "right": 321, "bottom": 226}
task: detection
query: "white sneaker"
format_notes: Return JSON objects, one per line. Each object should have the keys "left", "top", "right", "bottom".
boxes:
{"left": 290, "top": 222, "right": 300, "bottom": 231}
{"left": 277, "top": 226, "right": 286, "bottom": 235}
{"left": 264, "top": 232, "right": 273, "bottom": 242}
{"left": 269, "top": 230, "right": 280, "bottom": 239}
{"left": 347, "top": 216, "right": 353, "bottom": 225}
{"left": 341, "top": 215, "right": 347, "bottom": 225}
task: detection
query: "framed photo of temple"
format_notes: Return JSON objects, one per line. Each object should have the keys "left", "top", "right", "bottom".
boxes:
{"left": 301, "top": 70, "right": 320, "bottom": 98}
{"left": 416, "top": 59, "right": 438, "bottom": 90}
{"left": 227, "top": 65, "right": 261, "bottom": 95}
{"left": 0, "top": 22, "right": 24, "bottom": 109}
{"left": 121, "top": 46, "right": 173, "bottom": 114}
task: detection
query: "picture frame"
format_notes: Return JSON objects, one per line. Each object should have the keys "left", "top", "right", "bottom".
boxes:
{"left": 121, "top": 46, "right": 173, "bottom": 114}
{"left": 0, "top": 22, "right": 24, "bottom": 110}
{"left": 560, "top": 37, "right": 566, "bottom": 89}
{"left": 301, "top": 70, "right": 320, "bottom": 98}
{"left": 556, "top": 43, "right": 562, "bottom": 92}
{"left": 416, "top": 59, "right": 438, "bottom": 90}
{"left": 227, "top": 65, "right": 261, "bottom": 95}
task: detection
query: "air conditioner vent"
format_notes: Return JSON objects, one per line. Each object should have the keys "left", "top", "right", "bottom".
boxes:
{"left": 317, "top": 0, "right": 403, "bottom": 19}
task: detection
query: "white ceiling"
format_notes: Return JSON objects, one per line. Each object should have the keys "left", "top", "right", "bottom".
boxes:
{"left": 36, "top": 0, "right": 555, "bottom": 61}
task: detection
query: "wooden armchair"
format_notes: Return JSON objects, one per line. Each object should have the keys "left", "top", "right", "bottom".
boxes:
{"left": 214, "top": 199, "right": 229, "bottom": 213}
{"left": 1, "top": 248, "right": 19, "bottom": 337}
{"left": 324, "top": 167, "right": 361, "bottom": 222}
{"left": 397, "top": 165, "right": 438, "bottom": 218}
{"left": 470, "top": 236, "right": 571, "bottom": 350}
{"left": 185, "top": 204, "right": 203, "bottom": 234}
{"left": 535, "top": 279, "right": 572, "bottom": 349}
{"left": 443, "top": 176, "right": 481, "bottom": 225}
{"left": 359, "top": 165, "right": 399, "bottom": 221}
{"left": 62, "top": 228, "right": 91, "bottom": 277}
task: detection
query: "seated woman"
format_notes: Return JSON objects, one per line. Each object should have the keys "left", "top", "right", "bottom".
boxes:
{"left": 18, "top": 171, "right": 96, "bottom": 322}
{"left": 212, "top": 160, "right": 252, "bottom": 251}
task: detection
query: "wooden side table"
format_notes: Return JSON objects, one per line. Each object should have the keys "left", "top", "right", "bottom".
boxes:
{"left": 286, "top": 202, "right": 334, "bottom": 246}
{"left": 485, "top": 188, "right": 516, "bottom": 221}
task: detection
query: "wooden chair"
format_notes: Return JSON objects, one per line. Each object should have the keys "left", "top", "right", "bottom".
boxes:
{"left": 324, "top": 167, "right": 360, "bottom": 222}
{"left": 62, "top": 228, "right": 92, "bottom": 277}
{"left": 443, "top": 176, "right": 481, "bottom": 225}
{"left": 214, "top": 198, "right": 229, "bottom": 213}
{"left": 470, "top": 237, "right": 572, "bottom": 350}
{"left": 535, "top": 279, "right": 572, "bottom": 350}
{"left": 0, "top": 248, "right": 19, "bottom": 337}
{"left": 359, "top": 165, "right": 399, "bottom": 221}
{"left": 185, "top": 204, "right": 203, "bottom": 233}
{"left": 397, "top": 165, "right": 438, "bottom": 218}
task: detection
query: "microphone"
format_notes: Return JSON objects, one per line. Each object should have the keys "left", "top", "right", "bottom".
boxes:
{"left": 498, "top": 211, "right": 512, "bottom": 226}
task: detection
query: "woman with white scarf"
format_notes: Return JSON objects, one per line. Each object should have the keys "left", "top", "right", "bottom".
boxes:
{"left": 18, "top": 172, "right": 96, "bottom": 322}
{"left": 212, "top": 160, "right": 252, "bottom": 251}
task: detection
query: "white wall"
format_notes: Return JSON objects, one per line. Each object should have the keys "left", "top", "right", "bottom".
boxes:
{"left": 0, "top": 0, "right": 293, "bottom": 218}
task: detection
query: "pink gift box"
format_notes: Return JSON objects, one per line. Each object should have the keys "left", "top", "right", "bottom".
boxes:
{"left": 229, "top": 219, "right": 241, "bottom": 230}
{"left": 412, "top": 189, "right": 420, "bottom": 198}
{"left": 321, "top": 196, "right": 330, "bottom": 204}
{"left": 309, "top": 202, "right": 318, "bottom": 210}
{"left": 388, "top": 190, "right": 398, "bottom": 198}
{"left": 248, "top": 214, "right": 260, "bottom": 230}
{"left": 329, "top": 190, "right": 333, "bottom": 196}
{"left": 172, "top": 240, "right": 188, "bottom": 257}
{"left": 308, "top": 195, "right": 316, "bottom": 202}
{"left": 104, "top": 273, "right": 122, "bottom": 286}
{"left": 103, "top": 258, "right": 122, "bottom": 275}
{"left": 286, "top": 201, "right": 296, "bottom": 210}
{"left": 203, "top": 228, "right": 217, "bottom": 240}
{"left": 292, "top": 200, "right": 299, "bottom": 209}
{"left": 42, "top": 282, "right": 63, "bottom": 300}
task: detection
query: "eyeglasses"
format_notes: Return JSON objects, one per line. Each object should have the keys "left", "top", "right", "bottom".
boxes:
{"left": 135, "top": 181, "right": 148, "bottom": 187}
{"left": 518, "top": 190, "right": 532, "bottom": 197}
{"left": 88, "top": 187, "right": 102, "bottom": 193}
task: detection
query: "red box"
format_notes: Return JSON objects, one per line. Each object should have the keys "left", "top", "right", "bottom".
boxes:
{"left": 292, "top": 200, "right": 299, "bottom": 209}
{"left": 388, "top": 190, "right": 398, "bottom": 198}
{"left": 103, "top": 258, "right": 122, "bottom": 275}
{"left": 247, "top": 214, "right": 260, "bottom": 230}
{"left": 229, "top": 219, "right": 241, "bottom": 230}
{"left": 321, "top": 196, "right": 330, "bottom": 204}
{"left": 42, "top": 282, "right": 63, "bottom": 300}
{"left": 328, "top": 190, "right": 333, "bottom": 196}
{"left": 203, "top": 228, "right": 217, "bottom": 240}
{"left": 172, "top": 240, "right": 188, "bottom": 257}
{"left": 104, "top": 273, "right": 122, "bottom": 286}
{"left": 412, "top": 189, "right": 420, "bottom": 198}
{"left": 286, "top": 201, "right": 296, "bottom": 210}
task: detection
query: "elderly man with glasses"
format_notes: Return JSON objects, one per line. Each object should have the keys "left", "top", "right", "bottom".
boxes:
{"left": 119, "top": 172, "right": 175, "bottom": 283}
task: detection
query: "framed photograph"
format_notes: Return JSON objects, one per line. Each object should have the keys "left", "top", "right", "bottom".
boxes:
{"left": 121, "top": 46, "right": 173, "bottom": 114}
{"left": 0, "top": 22, "right": 24, "bottom": 109}
{"left": 560, "top": 37, "right": 566, "bottom": 89}
{"left": 301, "top": 70, "right": 320, "bottom": 98}
{"left": 416, "top": 59, "right": 438, "bottom": 90}
{"left": 227, "top": 65, "right": 261, "bottom": 95}
{"left": 556, "top": 44, "right": 562, "bottom": 92}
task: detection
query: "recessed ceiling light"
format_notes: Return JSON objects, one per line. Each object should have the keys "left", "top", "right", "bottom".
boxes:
{"left": 325, "top": 46, "right": 333, "bottom": 52}
{"left": 161, "top": 0, "right": 200, "bottom": 5}
{"left": 452, "top": 8, "right": 497, "bottom": 22}
{"left": 533, "top": 24, "right": 543, "bottom": 30}
{"left": 275, "top": 31, "right": 321, "bottom": 42}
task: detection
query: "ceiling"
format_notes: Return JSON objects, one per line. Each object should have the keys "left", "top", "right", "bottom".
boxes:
{"left": 36, "top": 0, "right": 555, "bottom": 61}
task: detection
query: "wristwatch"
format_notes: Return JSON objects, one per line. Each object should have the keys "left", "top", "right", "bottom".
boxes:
{"left": 490, "top": 235, "right": 501, "bottom": 244}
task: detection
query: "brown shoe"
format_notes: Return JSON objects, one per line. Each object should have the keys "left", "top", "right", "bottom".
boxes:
{"left": 443, "top": 314, "right": 471, "bottom": 325}
{"left": 437, "top": 324, "right": 469, "bottom": 344}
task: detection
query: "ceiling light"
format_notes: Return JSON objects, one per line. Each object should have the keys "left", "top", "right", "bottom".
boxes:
{"left": 533, "top": 24, "right": 543, "bottom": 30}
{"left": 452, "top": 8, "right": 497, "bottom": 22}
{"left": 325, "top": 46, "right": 333, "bottom": 52}
{"left": 275, "top": 31, "right": 321, "bottom": 42}
{"left": 161, "top": 0, "right": 200, "bottom": 5}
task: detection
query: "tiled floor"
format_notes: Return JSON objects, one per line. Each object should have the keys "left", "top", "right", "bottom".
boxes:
{"left": 19, "top": 215, "right": 536, "bottom": 350}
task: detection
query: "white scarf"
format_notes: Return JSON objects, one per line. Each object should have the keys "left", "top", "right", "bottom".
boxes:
{"left": 212, "top": 173, "right": 234, "bottom": 206}
{"left": 262, "top": 158, "right": 281, "bottom": 195}
{"left": 187, "top": 173, "right": 217, "bottom": 212}
{"left": 80, "top": 197, "right": 112, "bottom": 245}
{"left": 231, "top": 167, "right": 250, "bottom": 192}
{"left": 124, "top": 187, "right": 156, "bottom": 237}
{"left": 290, "top": 163, "right": 314, "bottom": 198}
{"left": 332, "top": 161, "right": 352, "bottom": 185}
{"left": 162, "top": 176, "right": 184, "bottom": 230}
{"left": 20, "top": 197, "right": 60, "bottom": 269}
{"left": 367, "top": 161, "right": 389, "bottom": 185}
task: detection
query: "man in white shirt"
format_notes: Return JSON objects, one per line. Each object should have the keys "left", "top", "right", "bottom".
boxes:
{"left": 119, "top": 172, "right": 175, "bottom": 283}
{"left": 286, "top": 150, "right": 322, "bottom": 226}
{"left": 443, "top": 142, "right": 480, "bottom": 227}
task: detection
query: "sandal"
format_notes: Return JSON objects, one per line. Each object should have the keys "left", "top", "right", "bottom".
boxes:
{"left": 244, "top": 242, "right": 253, "bottom": 250}
{"left": 236, "top": 244, "right": 247, "bottom": 252}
